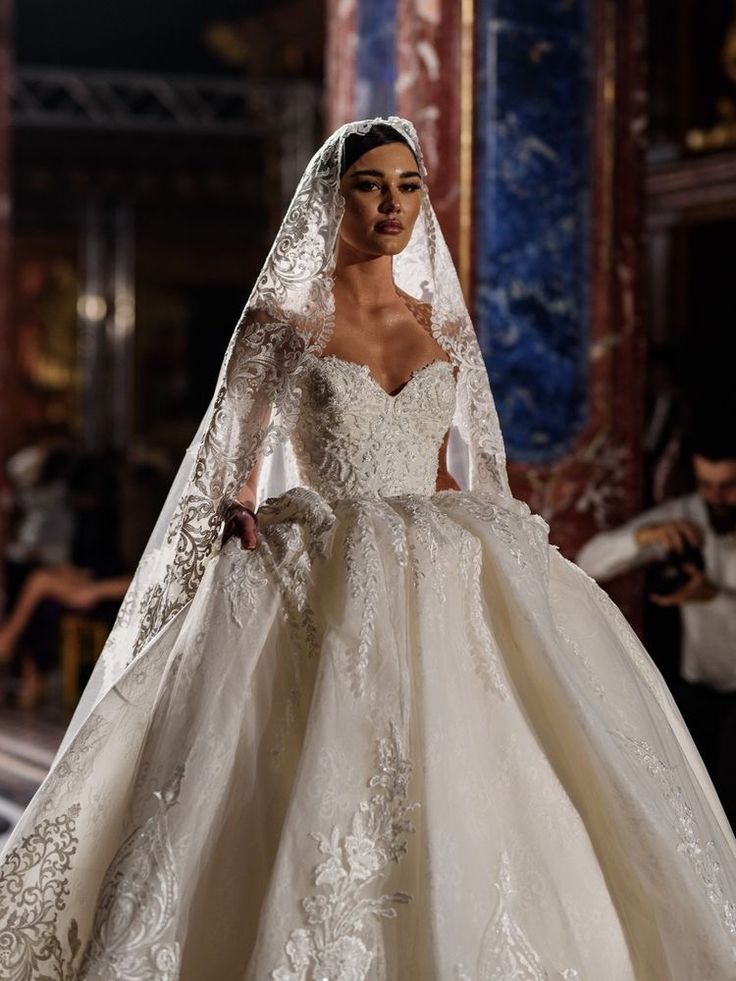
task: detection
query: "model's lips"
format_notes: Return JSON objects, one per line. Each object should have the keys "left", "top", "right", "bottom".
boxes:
{"left": 375, "top": 220, "right": 404, "bottom": 234}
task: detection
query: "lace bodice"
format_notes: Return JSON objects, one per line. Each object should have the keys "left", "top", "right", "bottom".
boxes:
{"left": 290, "top": 353, "right": 457, "bottom": 499}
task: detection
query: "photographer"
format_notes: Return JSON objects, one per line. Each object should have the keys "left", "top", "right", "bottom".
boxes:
{"left": 576, "top": 430, "right": 736, "bottom": 827}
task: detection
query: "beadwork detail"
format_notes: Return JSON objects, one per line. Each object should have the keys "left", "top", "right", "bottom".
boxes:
{"left": 291, "top": 353, "right": 456, "bottom": 501}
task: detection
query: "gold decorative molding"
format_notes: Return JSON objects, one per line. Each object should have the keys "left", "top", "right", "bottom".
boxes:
{"left": 686, "top": 8, "right": 736, "bottom": 153}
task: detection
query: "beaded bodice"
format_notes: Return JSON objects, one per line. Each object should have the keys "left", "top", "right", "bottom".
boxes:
{"left": 290, "top": 353, "right": 457, "bottom": 499}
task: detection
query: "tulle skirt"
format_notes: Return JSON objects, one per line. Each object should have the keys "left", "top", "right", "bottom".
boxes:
{"left": 2, "top": 487, "right": 736, "bottom": 980}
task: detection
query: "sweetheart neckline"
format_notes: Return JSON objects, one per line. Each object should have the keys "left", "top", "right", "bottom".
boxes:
{"left": 308, "top": 351, "right": 455, "bottom": 400}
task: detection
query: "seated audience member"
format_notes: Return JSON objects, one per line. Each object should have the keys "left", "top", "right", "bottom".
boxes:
{"left": 0, "top": 452, "right": 167, "bottom": 708}
{"left": 577, "top": 428, "right": 736, "bottom": 829}
{"left": 2, "top": 441, "right": 75, "bottom": 609}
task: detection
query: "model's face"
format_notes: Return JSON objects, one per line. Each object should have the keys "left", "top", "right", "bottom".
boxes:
{"left": 338, "top": 143, "right": 423, "bottom": 257}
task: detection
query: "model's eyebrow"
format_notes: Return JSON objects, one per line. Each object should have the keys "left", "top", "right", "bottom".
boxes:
{"left": 350, "top": 168, "right": 422, "bottom": 180}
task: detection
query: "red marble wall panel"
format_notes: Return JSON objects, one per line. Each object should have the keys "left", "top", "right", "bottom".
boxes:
{"left": 325, "top": 0, "right": 359, "bottom": 133}
{"left": 395, "top": 0, "right": 464, "bottom": 265}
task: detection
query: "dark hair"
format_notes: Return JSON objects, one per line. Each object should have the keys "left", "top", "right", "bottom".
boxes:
{"left": 691, "top": 432, "right": 736, "bottom": 463}
{"left": 340, "top": 123, "right": 419, "bottom": 178}
{"left": 690, "top": 413, "right": 736, "bottom": 462}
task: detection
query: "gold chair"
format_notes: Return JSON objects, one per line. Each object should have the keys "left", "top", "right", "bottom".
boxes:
{"left": 60, "top": 614, "right": 109, "bottom": 709}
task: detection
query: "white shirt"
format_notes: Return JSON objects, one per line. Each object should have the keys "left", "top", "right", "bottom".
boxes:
{"left": 5, "top": 481, "right": 73, "bottom": 567}
{"left": 576, "top": 493, "right": 736, "bottom": 692}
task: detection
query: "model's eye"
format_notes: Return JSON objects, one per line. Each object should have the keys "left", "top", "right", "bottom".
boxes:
{"left": 401, "top": 183, "right": 422, "bottom": 192}
{"left": 356, "top": 181, "right": 380, "bottom": 192}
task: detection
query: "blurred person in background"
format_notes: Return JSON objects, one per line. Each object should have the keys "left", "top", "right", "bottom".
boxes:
{"left": 0, "top": 452, "right": 168, "bottom": 708}
{"left": 2, "top": 439, "right": 75, "bottom": 609}
{"left": 577, "top": 424, "right": 736, "bottom": 828}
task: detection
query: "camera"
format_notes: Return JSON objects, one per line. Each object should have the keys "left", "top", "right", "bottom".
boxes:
{"left": 649, "top": 541, "right": 705, "bottom": 596}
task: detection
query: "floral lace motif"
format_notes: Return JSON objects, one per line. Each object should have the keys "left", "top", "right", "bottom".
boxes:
{"left": 563, "top": 554, "right": 665, "bottom": 702}
{"left": 0, "top": 806, "right": 82, "bottom": 981}
{"left": 237, "top": 487, "right": 333, "bottom": 665}
{"left": 221, "top": 546, "right": 271, "bottom": 629}
{"left": 396, "top": 496, "right": 446, "bottom": 598}
{"left": 78, "top": 766, "right": 185, "bottom": 980}
{"left": 271, "top": 724, "right": 419, "bottom": 980}
{"left": 614, "top": 729, "right": 736, "bottom": 947}
{"left": 39, "top": 714, "right": 111, "bottom": 817}
{"left": 455, "top": 520, "right": 509, "bottom": 699}
{"left": 552, "top": 619, "right": 605, "bottom": 700}
{"left": 291, "top": 354, "right": 456, "bottom": 501}
{"left": 446, "top": 492, "right": 548, "bottom": 571}
{"left": 469, "top": 853, "right": 579, "bottom": 981}
{"left": 342, "top": 501, "right": 386, "bottom": 698}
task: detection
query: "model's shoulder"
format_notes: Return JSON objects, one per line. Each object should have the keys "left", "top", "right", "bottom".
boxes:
{"left": 680, "top": 491, "right": 706, "bottom": 518}
{"left": 396, "top": 288, "right": 432, "bottom": 330}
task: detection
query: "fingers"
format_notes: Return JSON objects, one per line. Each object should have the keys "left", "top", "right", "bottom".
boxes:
{"left": 664, "top": 526, "right": 683, "bottom": 552}
{"left": 665, "top": 524, "right": 688, "bottom": 552}
{"left": 239, "top": 513, "right": 259, "bottom": 551}
{"left": 677, "top": 521, "right": 702, "bottom": 549}
{"left": 654, "top": 520, "right": 703, "bottom": 552}
{"left": 223, "top": 510, "right": 259, "bottom": 550}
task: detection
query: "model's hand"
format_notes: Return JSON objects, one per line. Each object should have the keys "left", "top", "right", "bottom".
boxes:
{"left": 651, "top": 564, "right": 718, "bottom": 606}
{"left": 223, "top": 506, "right": 259, "bottom": 551}
{"left": 634, "top": 520, "right": 703, "bottom": 553}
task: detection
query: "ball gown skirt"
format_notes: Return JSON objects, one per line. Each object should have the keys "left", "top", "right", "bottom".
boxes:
{"left": 1, "top": 354, "right": 736, "bottom": 980}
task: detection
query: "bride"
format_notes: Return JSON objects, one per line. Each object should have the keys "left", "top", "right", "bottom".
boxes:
{"left": 1, "top": 117, "right": 735, "bottom": 981}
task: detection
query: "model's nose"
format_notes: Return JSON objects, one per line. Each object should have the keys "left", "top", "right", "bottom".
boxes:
{"left": 379, "top": 192, "right": 401, "bottom": 213}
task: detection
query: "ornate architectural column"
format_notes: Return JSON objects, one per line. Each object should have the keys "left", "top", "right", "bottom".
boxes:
{"left": 477, "top": 0, "right": 647, "bottom": 565}
{"left": 326, "top": 0, "right": 648, "bottom": 568}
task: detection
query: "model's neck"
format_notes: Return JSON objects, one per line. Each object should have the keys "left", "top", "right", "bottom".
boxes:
{"left": 333, "top": 242, "right": 396, "bottom": 307}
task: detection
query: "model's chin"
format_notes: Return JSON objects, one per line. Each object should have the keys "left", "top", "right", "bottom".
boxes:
{"left": 337, "top": 230, "right": 412, "bottom": 258}
{"left": 371, "top": 234, "right": 410, "bottom": 256}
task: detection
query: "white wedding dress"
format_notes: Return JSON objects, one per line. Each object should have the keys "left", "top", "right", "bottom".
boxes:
{"left": 2, "top": 349, "right": 736, "bottom": 981}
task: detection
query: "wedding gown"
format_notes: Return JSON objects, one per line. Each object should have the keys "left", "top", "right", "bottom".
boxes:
{"left": 2, "top": 349, "right": 736, "bottom": 981}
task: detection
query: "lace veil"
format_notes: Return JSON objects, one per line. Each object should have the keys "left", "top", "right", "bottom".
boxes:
{"left": 57, "top": 116, "right": 510, "bottom": 755}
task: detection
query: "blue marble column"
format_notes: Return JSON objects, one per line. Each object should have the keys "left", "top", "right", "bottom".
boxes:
{"left": 474, "top": 0, "right": 591, "bottom": 463}
{"left": 355, "top": 0, "right": 398, "bottom": 119}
